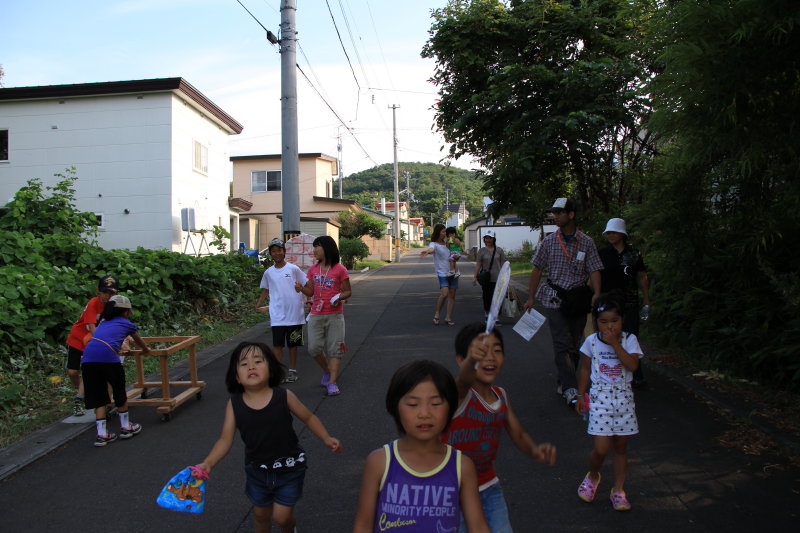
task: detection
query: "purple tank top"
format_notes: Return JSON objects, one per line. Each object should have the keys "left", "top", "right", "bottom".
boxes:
{"left": 373, "top": 440, "right": 461, "bottom": 533}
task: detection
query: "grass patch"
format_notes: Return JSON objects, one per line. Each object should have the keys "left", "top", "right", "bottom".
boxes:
{"left": 0, "top": 306, "right": 266, "bottom": 449}
{"left": 355, "top": 259, "right": 388, "bottom": 270}
{"left": 510, "top": 261, "right": 532, "bottom": 276}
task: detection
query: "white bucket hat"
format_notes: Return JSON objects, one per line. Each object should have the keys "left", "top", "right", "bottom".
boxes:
{"left": 109, "top": 294, "right": 132, "bottom": 309}
{"left": 603, "top": 218, "right": 627, "bottom": 236}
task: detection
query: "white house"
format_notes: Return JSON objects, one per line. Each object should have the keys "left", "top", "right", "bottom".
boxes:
{"left": 0, "top": 78, "right": 243, "bottom": 252}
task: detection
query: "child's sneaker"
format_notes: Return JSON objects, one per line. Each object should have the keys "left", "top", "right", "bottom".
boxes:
{"left": 447, "top": 270, "right": 455, "bottom": 277}
{"left": 320, "top": 372, "right": 330, "bottom": 387}
{"left": 72, "top": 397, "right": 85, "bottom": 417}
{"left": 610, "top": 490, "right": 631, "bottom": 511}
{"left": 119, "top": 423, "right": 142, "bottom": 439}
{"left": 326, "top": 383, "right": 340, "bottom": 396}
{"left": 453, "top": 271, "right": 461, "bottom": 278}
{"left": 286, "top": 369, "right": 298, "bottom": 383}
{"left": 577, "top": 472, "right": 601, "bottom": 502}
{"left": 94, "top": 432, "right": 118, "bottom": 447}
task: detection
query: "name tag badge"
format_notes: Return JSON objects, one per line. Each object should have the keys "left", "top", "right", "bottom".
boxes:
{"left": 576, "top": 251, "right": 586, "bottom": 262}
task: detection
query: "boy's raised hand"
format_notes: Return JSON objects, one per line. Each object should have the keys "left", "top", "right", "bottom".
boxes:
{"left": 531, "top": 443, "right": 557, "bottom": 466}
{"left": 465, "top": 333, "right": 491, "bottom": 365}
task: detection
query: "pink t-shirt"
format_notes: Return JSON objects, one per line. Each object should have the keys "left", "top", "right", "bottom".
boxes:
{"left": 307, "top": 263, "right": 349, "bottom": 315}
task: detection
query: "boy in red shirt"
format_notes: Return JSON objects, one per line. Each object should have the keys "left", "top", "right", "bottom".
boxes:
{"left": 442, "top": 323, "right": 556, "bottom": 532}
{"left": 65, "top": 275, "right": 118, "bottom": 416}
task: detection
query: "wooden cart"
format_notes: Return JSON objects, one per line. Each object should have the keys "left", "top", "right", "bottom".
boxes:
{"left": 125, "top": 336, "right": 205, "bottom": 421}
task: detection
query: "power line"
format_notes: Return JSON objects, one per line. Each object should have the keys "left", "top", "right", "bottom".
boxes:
{"left": 365, "top": 0, "right": 396, "bottom": 91}
{"left": 235, "top": 0, "right": 270, "bottom": 34}
{"left": 337, "top": 0, "right": 371, "bottom": 88}
{"left": 368, "top": 86, "right": 438, "bottom": 96}
{"left": 323, "top": 0, "right": 361, "bottom": 90}
{"left": 296, "top": 64, "right": 377, "bottom": 166}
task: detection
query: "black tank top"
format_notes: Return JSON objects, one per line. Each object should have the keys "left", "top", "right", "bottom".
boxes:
{"left": 231, "top": 387, "right": 306, "bottom": 470}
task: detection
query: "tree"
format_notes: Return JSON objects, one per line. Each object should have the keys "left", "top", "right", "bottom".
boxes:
{"left": 343, "top": 162, "right": 485, "bottom": 221}
{"left": 422, "top": 0, "right": 655, "bottom": 220}
{"left": 337, "top": 211, "right": 386, "bottom": 240}
{"left": 637, "top": 0, "right": 800, "bottom": 384}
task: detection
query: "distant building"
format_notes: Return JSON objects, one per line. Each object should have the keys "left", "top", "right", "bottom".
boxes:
{"left": 0, "top": 78, "right": 243, "bottom": 253}
{"left": 231, "top": 153, "right": 395, "bottom": 260}
{"left": 442, "top": 201, "right": 470, "bottom": 229}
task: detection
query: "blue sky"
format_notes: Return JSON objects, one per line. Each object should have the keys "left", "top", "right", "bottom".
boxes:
{"left": 2, "top": 0, "right": 475, "bottom": 175}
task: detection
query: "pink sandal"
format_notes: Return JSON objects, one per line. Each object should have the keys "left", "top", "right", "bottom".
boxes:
{"left": 610, "top": 489, "right": 631, "bottom": 511}
{"left": 577, "top": 472, "right": 601, "bottom": 502}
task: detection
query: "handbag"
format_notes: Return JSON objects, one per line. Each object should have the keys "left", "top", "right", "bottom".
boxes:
{"left": 502, "top": 286, "right": 520, "bottom": 318}
{"left": 477, "top": 247, "right": 497, "bottom": 286}
{"left": 548, "top": 280, "right": 593, "bottom": 317}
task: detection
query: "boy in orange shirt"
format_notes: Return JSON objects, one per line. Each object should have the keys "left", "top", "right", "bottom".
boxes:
{"left": 65, "top": 275, "right": 118, "bottom": 416}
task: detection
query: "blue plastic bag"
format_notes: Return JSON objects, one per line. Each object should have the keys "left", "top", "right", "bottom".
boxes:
{"left": 156, "top": 466, "right": 208, "bottom": 513}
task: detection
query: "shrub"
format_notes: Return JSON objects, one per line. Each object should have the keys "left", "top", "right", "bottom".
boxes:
{"left": 339, "top": 237, "right": 370, "bottom": 269}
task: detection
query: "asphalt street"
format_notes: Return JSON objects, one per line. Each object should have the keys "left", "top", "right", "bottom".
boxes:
{"left": 0, "top": 254, "right": 797, "bottom": 532}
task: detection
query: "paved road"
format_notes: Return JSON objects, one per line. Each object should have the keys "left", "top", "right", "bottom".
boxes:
{"left": 0, "top": 255, "right": 797, "bottom": 532}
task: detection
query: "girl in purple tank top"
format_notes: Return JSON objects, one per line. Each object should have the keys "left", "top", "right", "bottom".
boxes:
{"left": 353, "top": 360, "right": 489, "bottom": 533}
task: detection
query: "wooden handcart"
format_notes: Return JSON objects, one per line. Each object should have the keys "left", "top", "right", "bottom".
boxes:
{"left": 124, "top": 336, "right": 205, "bottom": 421}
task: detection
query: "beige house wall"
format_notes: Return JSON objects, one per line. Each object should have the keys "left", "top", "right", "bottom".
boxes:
{"left": 361, "top": 234, "right": 393, "bottom": 262}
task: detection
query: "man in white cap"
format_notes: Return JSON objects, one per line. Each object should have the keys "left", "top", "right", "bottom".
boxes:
{"left": 523, "top": 198, "right": 603, "bottom": 406}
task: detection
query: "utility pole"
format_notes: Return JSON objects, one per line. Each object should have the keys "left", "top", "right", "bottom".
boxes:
{"left": 280, "top": 0, "right": 300, "bottom": 241}
{"left": 337, "top": 130, "right": 343, "bottom": 199}
{"left": 390, "top": 104, "right": 401, "bottom": 263}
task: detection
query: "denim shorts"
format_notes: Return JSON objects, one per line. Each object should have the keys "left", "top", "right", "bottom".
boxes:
{"left": 458, "top": 482, "right": 512, "bottom": 533}
{"left": 437, "top": 275, "right": 459, "bottom": 289}
{"left": 244, "top": 463, "right": 306, "bottom": 507}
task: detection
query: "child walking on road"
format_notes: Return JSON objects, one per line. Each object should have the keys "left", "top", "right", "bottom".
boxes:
{"left": 255, "top": 238, "right": 308, "bottom": 383}
{"left": 81, "top": 294, "right": 149, "bottom": 446}
{"left": 195, "top": 342, "right": 341, "bottom": 533}
{"left": 353, "top": 360, "right": 490, "bottom": 533}
{"left": 444, "top": 323, "right": 557, "bottom": 532}
{"left": 298, "top": 235, "right": 352, "bottom": 396}
{"left": 64, "top": 275, "right": 119, "bottom": 417}
{"left": 575, "top": 296, "right": 644, "bottom": 511}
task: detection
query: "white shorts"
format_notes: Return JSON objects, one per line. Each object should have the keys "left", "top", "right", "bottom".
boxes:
{"left": 588, "top": 383, "right": 639, "bottom": 436}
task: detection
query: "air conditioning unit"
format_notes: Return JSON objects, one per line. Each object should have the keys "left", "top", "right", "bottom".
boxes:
{"left": 181, "top": 208, "right": 196, "bottom": 231}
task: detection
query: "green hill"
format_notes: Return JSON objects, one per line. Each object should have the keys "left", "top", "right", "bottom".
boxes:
{"left": 341, "top": 162, "right": 485, "bottom": 224}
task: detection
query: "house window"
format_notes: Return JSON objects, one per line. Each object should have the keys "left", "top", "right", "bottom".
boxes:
{"left": 193, "top": 140, "right": 208, "bottom": 174}
{"left": 95, "top": 213, "right": 105, "bottom": 231}
{"left": 251, "top": 170, "right": 282, "bottom": 192}
{"left": 0, "top": 130, "right": 8, "bottom": 161}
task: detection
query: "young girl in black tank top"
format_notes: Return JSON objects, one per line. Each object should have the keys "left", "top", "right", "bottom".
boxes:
{"left": 194, "top": 342, "right": 342, "bottom": 533}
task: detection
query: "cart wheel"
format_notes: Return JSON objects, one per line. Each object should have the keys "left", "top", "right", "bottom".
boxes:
{"left": 196, "top": 391, "right": 203, "bottom": 400}
{"left": 161, "top": 413, "right": 172, "bottom": 422}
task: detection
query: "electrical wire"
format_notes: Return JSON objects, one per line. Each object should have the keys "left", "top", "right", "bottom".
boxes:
{"left": 323, "top": 0, "right": 361, "bottom": 90}
{"left": 235, "top": 0, "right": 271, "bottom": 34}
{"left": 337, "top": 0, "right": 371, "bottom": 88}
{"left": 296, "top": 64, "right": 377, "bottom": 166}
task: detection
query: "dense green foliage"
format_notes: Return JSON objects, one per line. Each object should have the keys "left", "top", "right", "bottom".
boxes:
{"left": 337, "top": 211, "right": 386, "bottom": 240}
{"left": 423, "top": 0, "right": 654, "bottom": 221}
{"left": 339, "top": 238, "right": 371, "bottom": 270}
{"left": 0, "top": 173, "right": 263, "bottom": 414}
{"left": 424, "top": 0, "right": 800, "bottom": 386}
{"left": 342, "top": 162, "right": 485, "bottom": 224}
